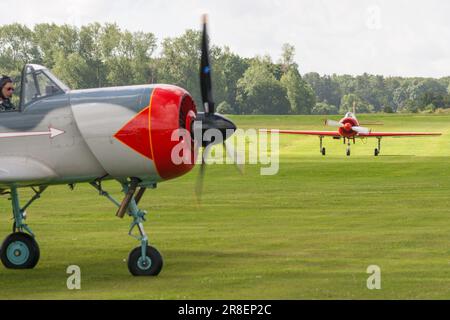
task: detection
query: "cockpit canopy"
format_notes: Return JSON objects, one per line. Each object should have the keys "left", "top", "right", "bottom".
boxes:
{"left": 20, "top": 64, "right": 70, "bottom": 108}
{"left": 345, "top": 112, "right": 355, "bottom": 118}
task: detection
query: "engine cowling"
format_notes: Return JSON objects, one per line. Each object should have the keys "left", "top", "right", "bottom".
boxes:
{"left": 338, "top": 117, "right": 359, "bottom": 138}
{"left": 144, "top": 85, "right": 198, "bottom": 181}
{"left": 71, "top": 84, "right": 198, "bottom": 184}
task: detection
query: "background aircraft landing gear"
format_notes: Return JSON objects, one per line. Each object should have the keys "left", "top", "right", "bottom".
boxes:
{"left": 374, "top": 137, "right": 381, "bottom": 156}
{"left": 0, "top": 186, "right": 45, "bottom": 269}
{"left": 319, "top": 136, "right": 326, "bottom": 156}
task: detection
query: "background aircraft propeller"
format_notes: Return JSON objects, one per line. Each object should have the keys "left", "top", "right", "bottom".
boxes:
{"left": 325, "top": 119, "right": 371, "bottom": 134}
{"left": 325, "top": 119, "right": 343, "bottom": 127}
{"left": 351, "top": 126, "right": 371, "bottom": 135}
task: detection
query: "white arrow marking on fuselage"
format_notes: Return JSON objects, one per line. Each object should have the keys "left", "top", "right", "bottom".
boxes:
{"left": 0, "top": 127, "right": 65, "bottom": 139}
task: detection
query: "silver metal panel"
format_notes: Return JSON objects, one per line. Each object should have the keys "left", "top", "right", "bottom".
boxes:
{"left": 0, "top": 156, "right": 57, "bottom": 182}
{"left": 70, "top": 87, "right": 161, "bottom": 183}
{"left": 0, "top": 93, "right": 108, "bottom": 187}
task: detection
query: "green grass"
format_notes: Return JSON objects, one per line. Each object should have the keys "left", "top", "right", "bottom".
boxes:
{"left": 2, "top": 113, "right": 450, "bottom": 299}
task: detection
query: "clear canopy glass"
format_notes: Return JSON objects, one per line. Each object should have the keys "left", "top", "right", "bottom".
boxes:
{"left": 20, "top": 64, "right": 69, "bottom": 107}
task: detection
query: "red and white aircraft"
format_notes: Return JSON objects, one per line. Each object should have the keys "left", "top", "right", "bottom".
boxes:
{"left": 272, "top": 111, "right": 441, "bottom": 156}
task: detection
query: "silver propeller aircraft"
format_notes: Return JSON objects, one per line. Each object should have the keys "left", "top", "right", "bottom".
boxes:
{"left": 0, "top": 16, "right": 236, "bottom": 276}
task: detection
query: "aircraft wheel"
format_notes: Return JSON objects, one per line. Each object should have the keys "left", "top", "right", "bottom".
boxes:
{"left": 128, "top": 245, "right": 163, "bottom": 276}
{"left": 374, "top": 148, "right": 379, "bottom": 156}
{"left": 321, "top": 147, "right": 326, "bottom": 156}
{"left": 0, "top": 232, "right": 40, "bottom": 269}
{"left": 346, "top": 149, "right": 351, "bottom": 156}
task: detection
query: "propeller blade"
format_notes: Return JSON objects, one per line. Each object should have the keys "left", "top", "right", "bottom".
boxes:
{"left": 195, "top": 147, "right": 208, "bottom": 203}
{"left": 360, "top": 122, "right": 383, "bottom": 126}
{"left": 325, "top": 119, "right": 343, "bottom": 127}
{"left": 200, "top": 14, "right": 214, "bottom": 114}
{"left": 352, "top": 126, "right": 371, "bottom": 134}
{"left": 223, "top": 142, "right": 244, "bottom": 175}
{"left": 194, "top": 14, "right": 239, "bottom": 203}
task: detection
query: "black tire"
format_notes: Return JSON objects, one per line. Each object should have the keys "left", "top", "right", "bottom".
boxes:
{"left": 128, "top": 245, "right": 163, "bottom": 276}
{"left": 374, "top": 148, "right": 379, "bottom": 156}
{"left": 346, "top": 149, "right": 351, "bottom": 156}
{"left": 0, "top": 232, "right": 40, "bottom": 269}
{"left": 321, "top": 148, "right": 326, "bottom": 156}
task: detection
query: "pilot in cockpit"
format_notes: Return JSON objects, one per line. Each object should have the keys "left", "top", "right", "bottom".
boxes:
{"left": 0, "top": 76, "right": 15, "bottom": 112}
{"left": 345, "top": 112, "right": 355, "bottom": 118}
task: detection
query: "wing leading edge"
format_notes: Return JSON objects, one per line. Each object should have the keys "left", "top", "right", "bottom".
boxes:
{"left": 262, "top": 129, "right": 441, "bottom": 138}
{"left": 261, "top": 129, "right": 340, "bottom": 137}
{"left": 358, "top": 132, "right": 442, "bottom": 137}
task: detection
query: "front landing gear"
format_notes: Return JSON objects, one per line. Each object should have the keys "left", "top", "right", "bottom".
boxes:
{"left": 0, "top": 186, "right": 46, "bottom": 269}
{"left": 345, "top": 137, "right": 355, "bottom": 156}
{"left": 90, "top": 178, "right": 162, "bottom": 276}
{"left": 125, "top": 183, "right": 163, "bottom": 276}
{"left": 128, "top": 245, "right": 163, "bottom": 276}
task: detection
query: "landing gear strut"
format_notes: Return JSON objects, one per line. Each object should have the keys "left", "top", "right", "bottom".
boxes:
{"left": 0, "top": 186, "right": 46, "bottom": 269}
{"left": 345, "top": 138, "right": 356, "bottom": 156}
{"left": 90, "top": 178, "right": 163, "bottom": 276}
{"left": 374, "top": 137, "right": 381, "bottom": 156}
{"left": 319, "top": 136, "right": 326, "bottom": 156}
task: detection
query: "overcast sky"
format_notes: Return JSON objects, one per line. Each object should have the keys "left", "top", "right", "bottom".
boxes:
{"left": 4, "top": 0, "right": 450, "bottom": 78}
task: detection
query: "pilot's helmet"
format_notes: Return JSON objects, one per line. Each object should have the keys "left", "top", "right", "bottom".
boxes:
{"left": 0, "top": 75, "right": 13, "bottom": 99}
{"left": 0, "top": 75, "right": 13, "bottom": 89}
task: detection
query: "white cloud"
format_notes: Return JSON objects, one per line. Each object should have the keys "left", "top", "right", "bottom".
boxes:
{"left": 2, "top": 0, "right": 450, "bottom": 77}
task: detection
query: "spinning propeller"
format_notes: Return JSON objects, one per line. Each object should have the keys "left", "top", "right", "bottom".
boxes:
{"left": 325, "top": 119, "right": 371, "bottom": 135}
{"left": 193, "top": 15, "right": 243, "bottom": 202}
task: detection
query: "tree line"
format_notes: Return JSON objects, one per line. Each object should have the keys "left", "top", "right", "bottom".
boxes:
{"left": 1, "top": 22, "right": 450, "bottom": 114}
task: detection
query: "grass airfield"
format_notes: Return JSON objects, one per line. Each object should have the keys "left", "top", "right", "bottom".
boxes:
{"left": 1, "top": 113, "right": 450, "bottom": 299}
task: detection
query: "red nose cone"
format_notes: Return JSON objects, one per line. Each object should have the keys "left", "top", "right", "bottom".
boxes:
{"left": 150, "top": 86, "right": 197, "bottom": 181}
{"left": 344, "top": 123, "right": 352, "bottom": 131}
{"left": 114, "top": 86, "right": 197, "bottom": 182}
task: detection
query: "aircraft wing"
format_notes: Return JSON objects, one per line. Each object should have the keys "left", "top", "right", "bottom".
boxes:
{"left": 262, "top": 129, "right": 340, "bottom": 137}
{"left": 358, "top": 132, "right": 442, "bottom": 137}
